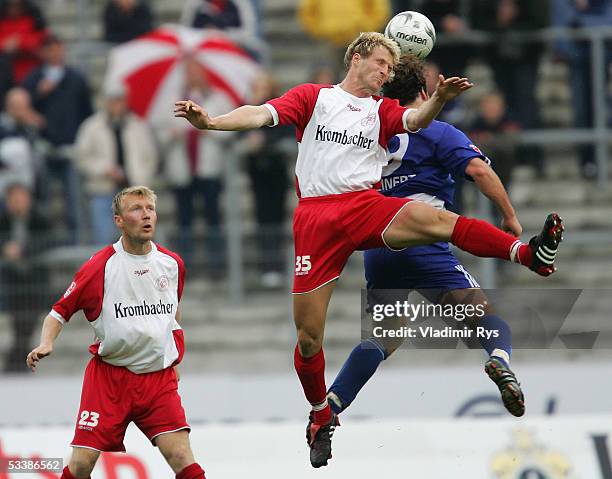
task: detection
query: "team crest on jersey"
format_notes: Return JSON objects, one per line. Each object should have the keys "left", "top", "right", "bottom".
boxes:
{"left": 155, "top": 275, "right": 169, "bottom": 291}
{"left": 63, "top": 281, "right": 77, "bottom": 298}
{"left": 361, "top": 113, "right": 376, "bottom": 127}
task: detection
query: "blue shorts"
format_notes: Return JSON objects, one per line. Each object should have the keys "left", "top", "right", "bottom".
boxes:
{"left": 364, "top": 242, "right": 479, "bottom": 291}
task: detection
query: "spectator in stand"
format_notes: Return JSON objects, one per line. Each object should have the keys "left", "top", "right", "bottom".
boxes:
{"left": 423, "top": 60, "right": 469, "bottom": 128}
{"left": 0, "top": 0, "right": 47, "bottom": 83}
{"left": 181, "top": 0, "right": 260, "bottom": 56}
{"left": 158, "top": 58, "right": 233, "bottom": 273}
{"left": 0, "top": 182, "right": 50, "bottom": 373}
{"left": 0, "top": 53, "right": 14, "bottom": 107}
{"left": 103, "top": 0, "right": 154, "bottom": 44}
{"left": 420, "top": 0, "right": 470, "bottom": 76}
{"left": 0, "top": 87, "right": 43, "bottom": 204}
{"left": 75, "top": 84, "right": 157, "bottom": 245}
{"left": 237, "top": 72, "right": 294, "bottom": 287}
{"left": 385, "top": 0, "right": 473, "bottom": 77}
{"left": 470, "top": 0, "right": 548, "bottom": 129}
{"left": 298, "top": 0, "right": 390, "bottom": 48}
{"left": 22, "top": 33, "right": 93, "bottom": 244}
{"left": 470, "top": 91, "right": 520, "bottom": 191}
{"left": 553, "top": 0, "right": 612, "bottom": 179}
{"left": 470, "top": 0, "right": 549, "bottom": 175}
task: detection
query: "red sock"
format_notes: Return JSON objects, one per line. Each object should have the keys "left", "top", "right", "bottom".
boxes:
{"left": 61, "top": 467, "right": 86, "bottom": 479}
{"left": 176, "top": 463, "right": 205, "bottom": 479}
{"left": 451, "top": 216, "right": 531, "bottom": 266}
{"left": 294, "top": 344, "right": 331, "bottom": 424}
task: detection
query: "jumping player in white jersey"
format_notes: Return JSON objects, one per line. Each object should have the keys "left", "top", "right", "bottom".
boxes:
{"left": 26, "top": 186, "right": 207, "bottom": 479}
{"left": 175, "top": 32, "right": 563, "bottom": 468}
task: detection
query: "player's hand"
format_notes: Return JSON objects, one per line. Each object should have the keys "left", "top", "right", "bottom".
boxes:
{"left": 501, "top": 216, "right": 522, "bottom": 237}
{"left": 434, "top": 75, "right": 473, "bottom": 102}
{"left": 174, "top": 100, "right": 213, "bottom": 130}
{"left": 26, "top": 344, "right": 53, "bottom": 372}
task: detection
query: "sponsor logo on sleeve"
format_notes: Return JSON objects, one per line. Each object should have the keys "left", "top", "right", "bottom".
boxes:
{"left": 469, "top": 144, "right": 483, "bottom": 155}
{"left": 63, "top": 281, "right": 77, "bottom": 298}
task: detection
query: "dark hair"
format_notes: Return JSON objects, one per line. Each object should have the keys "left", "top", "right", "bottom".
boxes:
{"left": 0, "top": 0, "right": 46, "bottom": 30}
{"left": 382, "top": 54, "right": 426, "bottom": 106}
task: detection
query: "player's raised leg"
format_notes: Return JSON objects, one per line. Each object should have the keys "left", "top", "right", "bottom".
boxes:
{"left": 384, "top": 201, "right": 563, "bottom": 275}
{"left": 156, "top": 431, "right": 206, "bottom": 479}
{"left": 293, "top": 281, "right": 340, "bottom": 468}
{"left": 61, "top": 447, "right": 100, "bottom": 479}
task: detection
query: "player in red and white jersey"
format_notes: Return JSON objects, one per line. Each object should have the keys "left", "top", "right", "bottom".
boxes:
{"left": 26, "top": 186, "right": 207, "bottom": 479}
{"left": 175, "top": 32, "right": 563, "bottom": 468}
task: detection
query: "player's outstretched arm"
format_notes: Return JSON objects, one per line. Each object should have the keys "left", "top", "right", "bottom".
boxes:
{"left": 465, "top": 157, "right": 522, "bottom": 237}
{"left": 26, "top": 314, "right": 63, "bottom": 372}
{"left": 405, "top": 75, "right": 473, "bottom": 131}
{"left": 174, "top": 101, "right": 273, "bottom": 131}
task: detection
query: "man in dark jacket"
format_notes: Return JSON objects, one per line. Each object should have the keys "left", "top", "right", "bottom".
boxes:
{"left": 103, "top": 0, "right": 154, "bottom": 44}
{"left": 0, "top": 182, "right": 50, "bottom": 372}
{"left": 22, "top": 33, "right": 92, "bottom": 243}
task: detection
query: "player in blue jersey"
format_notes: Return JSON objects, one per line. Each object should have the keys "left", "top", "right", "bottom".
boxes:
{"left": 327, "top": 55, "right": 540, "bottom": 418}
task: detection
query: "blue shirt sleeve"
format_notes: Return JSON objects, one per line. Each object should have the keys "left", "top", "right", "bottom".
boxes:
{"left": 436, "top": 124, "right": 489, "bottom": 181}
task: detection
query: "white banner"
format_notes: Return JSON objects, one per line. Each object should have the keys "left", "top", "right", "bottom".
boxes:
{"left": 2, "top": 415, "right": 612, "bottom": 478}
{"left": 2, "top": 360, "right": 612, "bottom": 425}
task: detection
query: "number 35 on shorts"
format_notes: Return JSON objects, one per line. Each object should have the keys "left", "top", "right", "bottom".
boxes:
{"left": 295, "top": 255, "right": 312, "bottom": 275}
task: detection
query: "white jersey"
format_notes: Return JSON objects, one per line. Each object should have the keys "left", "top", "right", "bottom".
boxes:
{"left": 265, "top": 83, "right": 414, "bottom": 198}
{"left": 51, "top": 239, "right": 186, "bottom": 374}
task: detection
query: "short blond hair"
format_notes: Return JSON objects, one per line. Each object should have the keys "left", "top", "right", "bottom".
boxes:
{"left": 112, "top": 186, "right": 157, "bottom": 215}
{"left": 343, "top": 32, "right": 401, "bottom": 72}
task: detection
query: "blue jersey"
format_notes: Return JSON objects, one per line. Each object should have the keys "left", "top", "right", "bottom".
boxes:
{"left": 365, "top": 120, "right": 488, "bottom": 291}
{"left": 379, "top": 120, "right": 488, "bottom": 207}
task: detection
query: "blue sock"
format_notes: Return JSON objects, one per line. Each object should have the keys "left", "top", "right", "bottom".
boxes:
{"left": 328, "top": 339, "right": 387, "bottom": 413}
{"left": 477, "top": 315, "right": 512, "bottom": 367}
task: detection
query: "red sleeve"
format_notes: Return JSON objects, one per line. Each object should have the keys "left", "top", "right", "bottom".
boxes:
{"left": 377, "top": 96, "right": 409, "bottom": 148}
{"left": 51, "top": 246, "right": 115, "bottom": 323}
{"left": 266, "top": 83, "right": 323, "bottom": 140}
{"left": 156, "top": 245, "right": 186, "bottom": 301}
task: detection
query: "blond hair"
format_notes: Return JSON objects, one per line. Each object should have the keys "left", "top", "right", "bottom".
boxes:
{"left": 112, "top": 186, "right": 157, "bottom": 215}
{"left": 343, "top": 32, "right": 401, "bottom": 72}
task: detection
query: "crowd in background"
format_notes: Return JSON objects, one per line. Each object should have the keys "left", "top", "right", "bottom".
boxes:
{"left": 0, "top": 0, "right": 611, "bottom": 372}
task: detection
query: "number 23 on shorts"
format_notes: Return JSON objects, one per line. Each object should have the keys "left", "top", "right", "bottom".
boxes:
{"left": 78, "top": 410, "right": 100, "bottom": 428}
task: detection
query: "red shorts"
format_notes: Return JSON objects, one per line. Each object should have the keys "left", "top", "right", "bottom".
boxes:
{"left": 292, "top": 189, "right": 410, "bottom": 294}
{"left": 71, "top": 357, "right": 190, "bottom": 452}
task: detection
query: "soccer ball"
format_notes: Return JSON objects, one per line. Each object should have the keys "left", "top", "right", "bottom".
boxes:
{"left": 384, "top": 11, "right": 436, "bottom": 59}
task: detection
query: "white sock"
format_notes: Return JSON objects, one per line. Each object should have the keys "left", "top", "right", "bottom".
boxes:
{"left": 491, "top": 348, "right": 511, "bottom": 366}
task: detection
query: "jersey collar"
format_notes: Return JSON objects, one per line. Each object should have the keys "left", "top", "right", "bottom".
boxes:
{"left": 114, "top": 237, "right": 157, "bottom": 260}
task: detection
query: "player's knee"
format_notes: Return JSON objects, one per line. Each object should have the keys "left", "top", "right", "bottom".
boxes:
{"left": 163, "top": 445, "right": 194, "bottom": 472}
{"left": 296, "top": 333, "right": 322, "bottom": 358}
{"left": 69, "top": 450, "right": 98, "bottom": 478}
